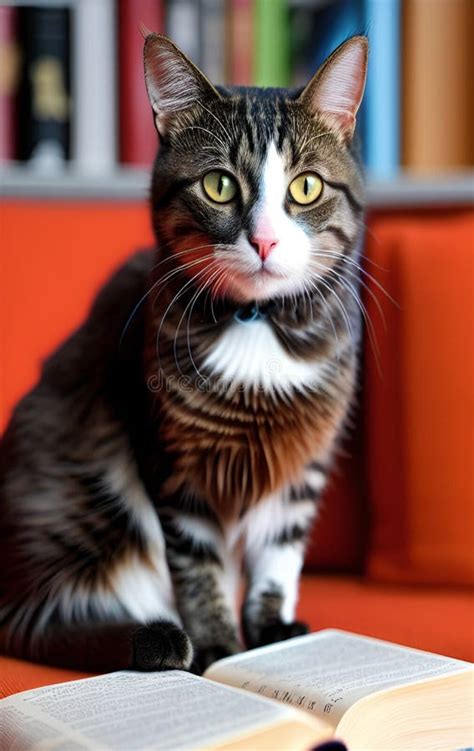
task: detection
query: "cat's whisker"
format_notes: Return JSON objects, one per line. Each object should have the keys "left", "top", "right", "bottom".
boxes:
{"left": 310, "top": 271, "right": 354, "bottom": 345}
{"left": 150, "top": 258, "right": 217, "bottom": 353}
{"left": 120, "top": 245, "right": 222, "bottom": 347}
{"left": 310, "top": 260, "right": 382, "bottom": 371}
{"left": 156, "top": 260, "right": 220, "bottom": 367}
{"left": 184, "top": 265, "right": 225, "bottom": 380}
{"left": 302, "top": 277, "right": 341, "bottom": 355}
{"left": 149, "top": 252, "right": 217, "bottom": 303}
{"left": 173, "top": 261, "right": 222, "bottom": 379}
{"left": 312, "top": 248, "right": 398, "bottom": 307}
{"left": 208, "top": 265, "right": 231, "bottom": 318}
{"left": 312, "top": 251, "right": 388, "bottom": 331}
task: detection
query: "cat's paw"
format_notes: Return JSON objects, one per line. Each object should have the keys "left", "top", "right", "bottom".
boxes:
{"left": 249, "top": 620, "right": 309, "bottom": 649}
{"left": 132, "top": 620, "right": 193, "bottom": 671}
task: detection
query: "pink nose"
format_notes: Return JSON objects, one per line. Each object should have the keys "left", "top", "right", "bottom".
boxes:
{"left": 249, "top": 235, "right": 279, "bottom": 262}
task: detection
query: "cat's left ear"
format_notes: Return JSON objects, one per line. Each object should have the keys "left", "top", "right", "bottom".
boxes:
{"left": 298, "top": 35, "right": 368, "bottom": 141}
{"left": 143, "top": 33, "right": 221, "bottom": 136}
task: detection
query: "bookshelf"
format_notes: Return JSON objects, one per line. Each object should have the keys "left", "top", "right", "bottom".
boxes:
{"left": 1, "top": 0, "right": 472, "bottom": 207}
{"left": 1, "top": 164, "right": 472, "bottom": 208}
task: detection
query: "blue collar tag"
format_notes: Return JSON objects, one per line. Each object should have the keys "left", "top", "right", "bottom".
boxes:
{"left": 234, "top": 303, "right": 267, "bottom": 324}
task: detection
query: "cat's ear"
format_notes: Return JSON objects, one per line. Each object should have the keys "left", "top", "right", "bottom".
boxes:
{"left": 143, "top": 33, "right": 221, "bottom": 136}
{"left": 298, "top": 36, "right": 368, "bottom": 140}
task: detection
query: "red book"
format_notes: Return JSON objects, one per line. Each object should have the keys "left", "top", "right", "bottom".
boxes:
{"left": 228, "top": 0, "right": 253, "bottom": 86}
{"left": 0, "top": 6, "right": 19, "bottom": 162}
{"left": 119, "top": 0, "right": 164, "bottom": 167}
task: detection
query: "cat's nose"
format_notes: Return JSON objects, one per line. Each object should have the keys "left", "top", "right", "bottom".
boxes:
{"left": 249, "top": 235, "right": 279, "bottom": 262}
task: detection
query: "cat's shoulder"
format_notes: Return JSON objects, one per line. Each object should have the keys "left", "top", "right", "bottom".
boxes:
{"left": 89, "top": 248, "right": 155, "bottom": 317}
{"left": 40, "top": 249, "right": 156, "bottom": 383}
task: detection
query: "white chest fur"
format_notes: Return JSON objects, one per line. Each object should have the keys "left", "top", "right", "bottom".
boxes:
{"left": 203, "top": 319, "right": 323, "bottom": 394}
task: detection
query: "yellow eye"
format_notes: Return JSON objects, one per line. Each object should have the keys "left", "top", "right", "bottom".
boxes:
{"left": 202, "top": 171, "right": 238, "bottom": 204}
{"left": 288, "top": 172, "right": 323, "bottom": 205}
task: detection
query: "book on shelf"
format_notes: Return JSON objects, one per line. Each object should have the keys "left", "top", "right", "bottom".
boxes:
{"left": 254, "top": 0, "right": 291, "bottom": 88}
{"left": 227, "top": 0, "right": 253, "bottom": 86}
{"left": 166, "top": 0, "right": 202, "bottom": 70}
{"left": 292, "top": 0, "right": 366, "bottom": 160}
{"left": 402, "top": 0, "right": 473, "bottom": 173}
{"left": 0, "top": 4, "right": 19, "bottom": 163}
{"left": 72, "top": 0, "right": 117, "bottom": 173}
{"left": 199, "top": 0, "right": 227, "bottom": 86}
{"left": 1, "top": 0, "right": 472, "bottom": 179}
{"left": 363, "top": 0, "right": 400, "bottom": 179}
{"left": 17, "top": 5, "right": 71, "bottom": 170}
{"left": 118, "top": 0, "right": 164, "bottom": 167}
{"left": 0, "top": 630, "right": 472, "bottom": 751}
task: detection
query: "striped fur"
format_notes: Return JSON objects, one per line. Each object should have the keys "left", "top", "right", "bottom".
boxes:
{"left": 0, "top": 34, "right": 367, "bottom": 672}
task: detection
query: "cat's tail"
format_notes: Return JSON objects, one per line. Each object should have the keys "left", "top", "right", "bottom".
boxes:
{"left": 0, "top": 618, "right": 193, "bottom": 673}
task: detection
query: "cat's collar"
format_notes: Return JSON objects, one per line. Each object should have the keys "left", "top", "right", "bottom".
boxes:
{"left": 233, "top": 300, "right": 277, "bottom": 324}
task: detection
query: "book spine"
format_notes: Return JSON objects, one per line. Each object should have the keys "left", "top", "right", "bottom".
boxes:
{"left": 0, "top": 5, "right": 19, "bottom": 162}
{"left": 254, "top": 0, "right": 290, "bottom": 88}
{"left": 364, "top": 0, "right": 400, "bottom": 178}
{"left": 166, "top": 0, "right": 202, "bottom": 69}
{"left": 200, "top": 0, "right": 226, "bottom": 85}
{"left": 290, "top": 5, "right": 318, "bottom": 88}
{"left": 18, "top": 6, "right": 71, "bottom": 168}
{"left": 402, "top": 0, "right": 473, "bottom": 173}
{"left": 306, "top": 0, "right": 366, "bottom": 156}
{"left": 309, "top": 0, "right": 364, "bottom": 71}
{"left": 228, "top": 0, "right": 253, "bottom": 86}
{"left": 119, "top": 0, "right": 164, "bottom": 167}
{"left": 72, "top": 0, "right": 116, "bottom": 172}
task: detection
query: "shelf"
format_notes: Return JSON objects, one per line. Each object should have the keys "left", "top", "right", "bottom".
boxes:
{"left": 366, "top": 171, "right": 473, "bottom": 208}
{"left": 1, "top": 164, "right": 473, "bottom": 208}
{"left": 0, "top": 165, "right": 150, "bottom": 201}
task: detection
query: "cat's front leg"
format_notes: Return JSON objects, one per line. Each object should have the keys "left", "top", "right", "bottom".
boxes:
{"left": 161, "top": 510, "right": 241, "bottom": 673}
{"left": 242, "top": 464, "right": 326, "bottom": 648}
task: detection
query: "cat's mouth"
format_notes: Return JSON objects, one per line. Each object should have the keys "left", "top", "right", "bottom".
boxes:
{"left": 251, "top": 265, "right": 285, "bottom": 279}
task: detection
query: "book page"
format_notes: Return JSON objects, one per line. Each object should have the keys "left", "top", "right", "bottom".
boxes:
{"left": 205, "top": 629, "right": 472, "bottom": 725}
{"left": 0, "top": 670, "right": 296, "bottom": 751}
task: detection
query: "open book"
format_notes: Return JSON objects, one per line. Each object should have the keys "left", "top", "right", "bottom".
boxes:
{"left": 1, "top": 630, "right": 472, "bottom": 751}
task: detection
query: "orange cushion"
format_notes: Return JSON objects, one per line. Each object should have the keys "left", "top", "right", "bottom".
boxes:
{"left": 0, "top": 200, "right": 365, "bottom": 573}
{"left": 363, "top": 209, "right": 474, "bottom": 586}
{"left": 0, "top": 200, "right": 153, "bottom": 430}
{"left": 0, "top": 656, "right": 91, "bottom": 699}
{"left": 297, "top": 575, "right": 474, "bottom": 662}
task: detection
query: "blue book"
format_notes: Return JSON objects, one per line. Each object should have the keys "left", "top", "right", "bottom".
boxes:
{"left": 364, "top": 0, "right": 401, "bottom": 178}
{"left": 307, "top": 0, "right": 366, "bottom": 160}
{"left": 309, "top": 0, "right": 364, "bottom": 71}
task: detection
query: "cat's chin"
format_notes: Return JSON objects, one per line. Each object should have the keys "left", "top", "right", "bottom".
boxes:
{"left": 224, "top": 269, "right": 306, "bottom": 305}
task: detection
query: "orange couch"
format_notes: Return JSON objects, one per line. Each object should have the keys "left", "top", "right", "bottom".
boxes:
{"left": 1, "top": 200, "right": 473, "bottom": 699}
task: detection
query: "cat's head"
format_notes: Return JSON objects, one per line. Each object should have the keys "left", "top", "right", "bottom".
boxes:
{"left": 144, "top": 33, "right": 367, "bottom": 305}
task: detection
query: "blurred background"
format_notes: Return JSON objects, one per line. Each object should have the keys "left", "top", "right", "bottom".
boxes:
{"left": 0, "top": 0, "right": 473, "bottom": 186}
{"left": 0, "top": 0, "right": 473, "bottom": 663}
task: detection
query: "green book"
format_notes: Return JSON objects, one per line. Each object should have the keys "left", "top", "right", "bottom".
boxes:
{"left": 254, "top": 0, "right": 291, "bottom": 87}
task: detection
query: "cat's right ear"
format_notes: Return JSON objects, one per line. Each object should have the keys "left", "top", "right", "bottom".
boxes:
{"left": 298, "top": 35, "right": 368, "bottom": 141}
{"left": 143, "top": 33, "right": 221, "bottom": 137}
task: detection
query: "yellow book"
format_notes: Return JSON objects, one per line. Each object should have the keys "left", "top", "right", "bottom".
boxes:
{"left": 402, "top": 0, "right": 473, "bottom": 172}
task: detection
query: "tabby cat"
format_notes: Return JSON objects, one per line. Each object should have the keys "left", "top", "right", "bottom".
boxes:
{"left": 0, "top": 34, "right": 368, "bottom": 673}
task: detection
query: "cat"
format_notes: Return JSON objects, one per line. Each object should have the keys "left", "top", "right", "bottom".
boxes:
{"left": 0, "top": 33, "right": 368, "bottom": 674}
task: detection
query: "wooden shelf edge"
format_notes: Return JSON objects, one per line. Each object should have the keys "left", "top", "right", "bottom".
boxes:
{"left": 0, "top": 166, "right": 151, "bottom": 201}
{"left": 1, "top": 165, "right": 473, "bottom": 207}
{"left": 366, "top": 172, "right": 474, "bottom": 209}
